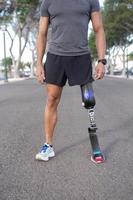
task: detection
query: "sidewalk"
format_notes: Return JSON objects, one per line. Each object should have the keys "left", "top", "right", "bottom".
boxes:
{"left": 0, "top": 77, "right": 34, "bottom": 85}
{"left": 106, "top": 74, "right": 133, "bottom": 80}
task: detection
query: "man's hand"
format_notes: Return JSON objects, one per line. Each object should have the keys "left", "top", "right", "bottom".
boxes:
{"left": 36, "top": 64, "right": 45, "bottom": 84}
{"left": 95, "top": 62, "right": 105, "bottom": 80}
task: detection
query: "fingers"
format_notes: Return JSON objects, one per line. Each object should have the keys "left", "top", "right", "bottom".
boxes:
{"left": 95, "top": 71, "right": 105, "bottom": 80}
{"left": 36, "top": 75, "right": 45, "bottom": 84}
{"left": 36, "top": 67, "right": 45, "bottom": 84}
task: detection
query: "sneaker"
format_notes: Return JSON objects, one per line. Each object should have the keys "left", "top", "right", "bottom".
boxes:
{"left": 91, "top": 151, "right": 105, "bottom": 164}
{"left": 35, "top": 143, "right": 55, "bottom": 161}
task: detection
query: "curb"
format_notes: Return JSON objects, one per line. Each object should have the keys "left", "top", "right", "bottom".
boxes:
{"left": 106, "top": 75, "right": 133, "bottom": 80}
{"left": 0, "top": 77, "right": 35, "bottom": 85}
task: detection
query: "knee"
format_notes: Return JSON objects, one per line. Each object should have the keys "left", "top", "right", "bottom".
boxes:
{"left": 46, "top": 94, "right": 60, "bottom": 108}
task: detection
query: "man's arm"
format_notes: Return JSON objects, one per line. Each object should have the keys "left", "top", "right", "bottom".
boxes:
{"left": 36, "top": 17, "right": 49, "bottom": 83}
{"left": 91, "top": 12, "right": 106, "bottom": 79}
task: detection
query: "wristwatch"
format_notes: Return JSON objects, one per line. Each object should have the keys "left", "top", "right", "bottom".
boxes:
{"left": 98, "top": 59, "right": 107, "bottom": 65}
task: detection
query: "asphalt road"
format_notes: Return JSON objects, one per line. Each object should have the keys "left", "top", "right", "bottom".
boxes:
{"left": 0, "top": 77, "right": 133, "bottom": 200}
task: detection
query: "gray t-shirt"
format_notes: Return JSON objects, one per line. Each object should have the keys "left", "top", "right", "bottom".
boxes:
{"left": 41, "top": 0, "right": 100, "bottom": 56}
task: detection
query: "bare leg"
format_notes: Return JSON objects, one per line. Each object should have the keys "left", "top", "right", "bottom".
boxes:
{"left": 44, "top": 84, "right": 63, "bottom": 145}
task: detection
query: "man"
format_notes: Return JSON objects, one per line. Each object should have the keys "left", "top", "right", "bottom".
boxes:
{"left": 35, "top": 0, "right": 106, "bottom": 162}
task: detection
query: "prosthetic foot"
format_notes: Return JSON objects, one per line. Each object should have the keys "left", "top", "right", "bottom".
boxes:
{"left": 81, "top": 82, "right": 105, "bottom": 164}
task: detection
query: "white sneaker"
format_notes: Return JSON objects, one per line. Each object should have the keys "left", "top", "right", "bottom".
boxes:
{"left": 35, "top": 143, "right": 55, "bottom": 161}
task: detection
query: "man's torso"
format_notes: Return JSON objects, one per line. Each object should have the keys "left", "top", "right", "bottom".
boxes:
{"left": 41, "top": 0, "right": 99, "bottom": 56}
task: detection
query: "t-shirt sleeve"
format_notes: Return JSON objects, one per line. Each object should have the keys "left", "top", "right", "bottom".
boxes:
{"left": 40, "top": 0, "right": 50, "bottom": 17}
{"left": 90, "top": 0, "right": 100, "bottom": 13}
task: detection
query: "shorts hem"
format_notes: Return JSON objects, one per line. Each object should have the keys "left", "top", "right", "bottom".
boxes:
{"left": 45, "top": 81, "right": 65, "bottom": 87}
{"left": 69, "top": 78, "right": 94, "bottom": 86}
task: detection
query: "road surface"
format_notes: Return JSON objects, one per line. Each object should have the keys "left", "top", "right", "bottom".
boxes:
{"left": 0, "top": 77, "right": 133, "bottom": 200}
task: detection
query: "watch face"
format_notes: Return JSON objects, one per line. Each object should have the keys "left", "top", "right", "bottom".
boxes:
{"left": 98, "top": 59, "right": 107, "bottom": 65}
{"left": 102, "top": 59, "right": 107, "bottom": 65}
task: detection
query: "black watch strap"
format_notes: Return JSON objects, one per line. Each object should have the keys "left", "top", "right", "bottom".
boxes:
{"left": 98, "top": 59, "right": 107, "bottom": 65}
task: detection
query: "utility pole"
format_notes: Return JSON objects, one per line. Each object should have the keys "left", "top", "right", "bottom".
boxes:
{"left": 2, "top": 26, "right": 8, "bottom": 82}
{"left": 126, "top": 48, "right": 129, "bottom": 79}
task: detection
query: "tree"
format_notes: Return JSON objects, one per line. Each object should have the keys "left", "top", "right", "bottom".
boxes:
{"left": 2, "top": 57, "right": 13, "bottom": 77}
{"left": 0, "top": 0, "right": 39, "bottom": 77}
{"left": 103, "top": 0, "right": 133, "bottom": 48}
{"left": 103, "top": 0, "right": 133, "bottom": 75}
{"left": 128, "top": 52, "right": 133, "bottom": 61}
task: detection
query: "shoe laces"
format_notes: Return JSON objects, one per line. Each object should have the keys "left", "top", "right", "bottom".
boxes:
{"left": 40, "top": 144, "right": 49, "bottom": 153}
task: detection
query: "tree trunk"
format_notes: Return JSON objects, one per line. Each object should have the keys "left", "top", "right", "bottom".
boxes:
{"left": 30, "top": 49, "right": 35, "bottom": 77}
{"left": 122, "top": 48, "right": 126, "bottom": 77}
{"left": 12, "top": 58, "right": 18, "bottom": 79}
{"left": 14, "top": 26, "right": 22, "bottom": 78}
{"left": 14, "top": 25, "right": 29, "bottom": 78}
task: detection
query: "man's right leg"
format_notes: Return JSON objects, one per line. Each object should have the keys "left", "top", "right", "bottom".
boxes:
{"left": 44, "top": 84, "right": 63, "bottom": 145}
{"left": 36, "top": 84, "right": 63, "bottom": 161}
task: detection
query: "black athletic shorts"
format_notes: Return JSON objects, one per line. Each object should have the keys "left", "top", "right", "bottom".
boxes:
{"left": 44, "top": 52, "right": 94, "bottom": 87}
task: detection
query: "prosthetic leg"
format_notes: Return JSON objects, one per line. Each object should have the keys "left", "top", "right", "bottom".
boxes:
{"left": 81, "top": 82, "right": 105, "bottom": 164}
